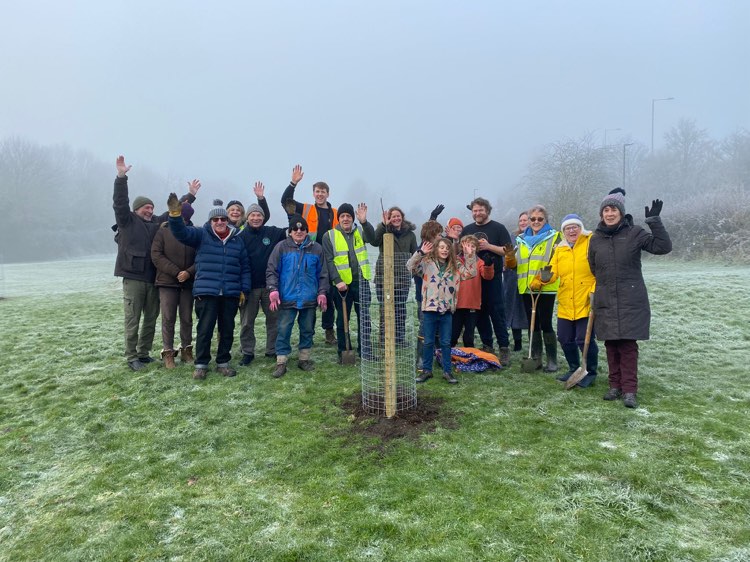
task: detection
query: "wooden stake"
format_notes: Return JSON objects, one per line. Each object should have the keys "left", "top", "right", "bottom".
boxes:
{"left": 383, "top": 233, "right": 396, "bottom": 418}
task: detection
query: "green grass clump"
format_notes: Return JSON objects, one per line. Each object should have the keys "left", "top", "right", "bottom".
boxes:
{"left": 1, "top": 258, "right": 749, "bottom": 561}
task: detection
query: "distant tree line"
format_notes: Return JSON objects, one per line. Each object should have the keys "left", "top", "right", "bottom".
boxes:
{"left": 511, "top": 120, "right": 750, "bottom": 263}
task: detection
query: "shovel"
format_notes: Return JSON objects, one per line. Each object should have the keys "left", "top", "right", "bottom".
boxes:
{"left": 340, "top": 291, "right": 357, "bottom": 365}
{"left": 520, "top": 288, "right": 542, "bottom": 373}
{"left": 565, "top": 293, "right": 595, "bottom": 389}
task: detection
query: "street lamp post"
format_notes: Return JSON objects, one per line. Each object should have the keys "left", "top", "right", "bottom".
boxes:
{"left": 604, "top": 128, "right": 622, "bottom": 148}
{"left": 622, "top": 143, "right": 634, "bottom": 190}
{"left": 651, "top": 97, "right": 675, "bottom": 153}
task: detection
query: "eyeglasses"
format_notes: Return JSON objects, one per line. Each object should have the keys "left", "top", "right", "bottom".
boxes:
{"left": 563, "top": 225, "right": 581, "bottom": 231}
{"left": 290, "top": 227, "right": 307, "bottom": 232}
{"left": 211, "top": 217, "right": 228, "bottom": 223}
{"left": 529, "top": 217, "right": 545, "bottom": 223}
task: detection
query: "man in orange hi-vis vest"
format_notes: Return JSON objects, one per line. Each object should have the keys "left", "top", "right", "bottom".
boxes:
{"left": 281, "top": 164, "right": 339, "bottom": 345}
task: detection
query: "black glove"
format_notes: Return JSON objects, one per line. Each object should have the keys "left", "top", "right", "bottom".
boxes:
{"left": 539, "top": 266, "right": 553, "bottom": 283}
{"left": 645, "top": 199, "right": 663, "bottom": 218}
{"left": 482, "top": 254, "right": 494, "bottom": 267}
{"left": 429, "top": 204, "right": 445, "bottom": 221}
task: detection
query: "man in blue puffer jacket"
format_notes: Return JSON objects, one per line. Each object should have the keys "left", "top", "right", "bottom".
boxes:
{"left": 168, "top": 195, "right": 251, "bottom": 380}
{"left": 266, "top": 214, "right": 329, "bottom": 378}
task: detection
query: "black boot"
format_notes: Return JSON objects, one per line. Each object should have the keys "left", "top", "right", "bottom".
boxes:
{"left": 542, "top": 333, "right": 558, "bottom": 372}
{"left": 530, "top": 332, "right": 543, "bottom": 370}
{"left": 558, "top": 342, "right": 580, "bottom": 381}
{"left": 577, "top": 342, "right": 599, "bottom": 387}
{"left": 512, "top": 329, "right": 523, "bottom": 352}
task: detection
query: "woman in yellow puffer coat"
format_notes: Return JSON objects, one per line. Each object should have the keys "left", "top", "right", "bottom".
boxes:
{"left": 546, "top": 214, "right": 597, "bottom": 387}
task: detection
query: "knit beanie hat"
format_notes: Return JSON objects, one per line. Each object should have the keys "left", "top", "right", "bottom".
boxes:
{"left": 132, "top": 196, "right": 154, "bottom": 211}
{"left": 600, "top": 188, "right": 626, "bottom": 216}
{"left": 560, "top": 214, "right": 584, "bottom": 231}
{"left": 226, "top": 200, "right": 244, "bottom": 212}
{"left": 245, "top": 203, "right": 265, "bottom": 218}
{"left": 181, "top": 202, "right": 195, "bottom": 223}
{"left": 338, "top": 203, "right": 355, "bottom": 219}
{"left": 208, "top": 199, "right": 228, "bottom": 220}
{"left": 447, "top": 217, "right": 464, "bottom": 229}
{"left": 289, "top": 214, "right": 309, "bottom": 232}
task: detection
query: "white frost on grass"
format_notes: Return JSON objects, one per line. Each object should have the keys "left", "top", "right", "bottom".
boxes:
{"left": 711, "top": 452, "right": 729, "bottom": 462}
{"left": 599, "top": 441, "right": 618, "bottom": 449}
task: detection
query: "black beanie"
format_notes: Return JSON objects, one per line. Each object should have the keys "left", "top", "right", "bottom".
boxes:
{"left": 289, "top": 214, "right": 309, "bottom": 232}
{"left": 338, "top": 203, "right": 355, "bottom": 219}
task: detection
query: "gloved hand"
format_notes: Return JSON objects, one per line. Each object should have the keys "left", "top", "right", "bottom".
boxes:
{"left": 167, "top": 192, "right": 182, "bottom": 217}
{"left": 429, "top": 204, "right": 445, "bottom": 221}
{"left": 239, "top": 292, "right": 246, "bottom": 307}
{"left": 503, "top": 245, "right": 517, "bottom": 268}
{"left": 269, "top": 291, "right": 280, "bottom": 311}
{"left": 539, "top": 265, "right": 553, "bottom": 283}
{"left": 482, "top": 254, "right": 494, "bottom": 267}
{"left": 645, "top": 199, "right": 663, "bottom": 218}
{"left": 529, "top": 274, "right": 543, "bottom": 292}
{"left": 317, "top": 294, "right": 328, "bottom": 312}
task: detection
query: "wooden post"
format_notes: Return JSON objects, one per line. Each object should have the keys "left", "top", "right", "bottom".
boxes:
{"left": 383, "top": 233, "right": 397, "bottom": 418}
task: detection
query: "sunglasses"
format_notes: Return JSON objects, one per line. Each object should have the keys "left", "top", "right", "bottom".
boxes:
{"left": 290, "top": 226, "right": 307, "bottom": 232}
{"left": 211, "top": 217, "right": 228, "bottom": 223}
{"left": 529, "top": 217, "right": 545, "bottom": 223}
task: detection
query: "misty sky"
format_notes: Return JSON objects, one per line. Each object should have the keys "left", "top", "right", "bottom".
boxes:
{"left": 1, "top": 0, "right": 748, "bottom": 222}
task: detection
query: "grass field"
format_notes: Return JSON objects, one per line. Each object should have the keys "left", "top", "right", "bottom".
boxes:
{"left": 1, "top": 257, "right": 749, "bottom": 561}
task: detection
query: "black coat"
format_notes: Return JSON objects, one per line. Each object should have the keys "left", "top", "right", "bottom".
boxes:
{"left": 588, "top": 215, "right": 672, "bottom": 341}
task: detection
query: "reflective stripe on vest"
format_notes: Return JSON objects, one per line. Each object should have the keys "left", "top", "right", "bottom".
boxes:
{"left": 302, "top": 204, "right": 339, "bottom": 242}
{"left": 516, "top": 230, "right": 561, "bottom": 293}
{"left": 328, "top": 227, "right": 372, "bottom": 283}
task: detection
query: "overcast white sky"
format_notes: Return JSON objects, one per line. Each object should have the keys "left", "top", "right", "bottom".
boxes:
{"left": 1, "top": 0, "right": 748, "bottom": 222}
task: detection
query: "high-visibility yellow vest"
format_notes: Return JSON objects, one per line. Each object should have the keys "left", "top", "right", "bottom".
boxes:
{"left": 328, "top": 227, "right": 372, "bottom": 283}
{"left": 516, "top": 230, "right": 561, "bottom": 294}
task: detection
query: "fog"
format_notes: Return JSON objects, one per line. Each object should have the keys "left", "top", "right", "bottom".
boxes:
{"left": 1, "top": 1, "right": 749, "bottom": 261}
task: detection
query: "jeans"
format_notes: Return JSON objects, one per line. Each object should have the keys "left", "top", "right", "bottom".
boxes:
{"left": 422, "top": 310, "right": 453, "bottom": 374}
{"left": 194, "top": 295, "right": 239, "bottom": 368}
{"left": 476, "top": 275, "right": 509, "bottom": 348}
{"left": 276, "top": 307, "right": 316, "bottom": 357}
{"left": 240, "top": 287, "right": 278, "bottom": 355}
{"left": 122, "top": 278, "right": 160, "bottom": 361}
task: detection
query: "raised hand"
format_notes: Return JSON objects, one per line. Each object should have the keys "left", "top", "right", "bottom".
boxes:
{"left": 253, "top": 181, "right": 265, "bottom": 199}
{"left": 356, "top": 203, "right": 368, "bottom": 223}
{"left": 645, "top": 199, "right": 663, "bottom": 218}
{"left": 167, "top": 192, "right": 182, "bottom": 217}
{"left": 429, "top": 204, "right": 445, "bottom": 221}
{"left": 291, "top": 164, "right": 304, "bottom": 185}
{"left": 421, "top": 240, "right": 434, "bottom": 254}
{"left": 187, "top": 179, "right": 201, "bottom": 196}
{"left": 116, "top": 155, "right": 132, "bottom": 178}
{"left": 461, "top": 240, "right": 475, "bottom": 257}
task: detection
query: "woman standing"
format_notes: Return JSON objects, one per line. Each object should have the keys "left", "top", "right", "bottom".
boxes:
{"left": 588, "top": 188, "right": 672, "bottom": 408}
{"left": 510, "top": 205, "right": 561, "bottom": 371}
{"left": 503, "top": 212, "right": 529, "bottom": 351}
{"left": 548, "top": 214, "right": 597, "bottom": 387}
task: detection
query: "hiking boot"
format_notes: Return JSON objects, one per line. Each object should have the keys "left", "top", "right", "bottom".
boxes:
{"left": 416, "top": 372, "right": 433, "bottom": 383}
{"left": 325, "top": 328, "right": 336, "bottom": 345}
{"left": 179, "top": 345, "right": 194, "bottom": 363}
{"left": 128, "top": 359, "right": 145, "bottom": 371}
{"left": 298, "top": 359, "right": 315, "bottom": 371}
{"left": 239, "top": 354, "right": 255, "bottom": 366}
{"left": 498, "top": 347, "right": 511, "bottom": 367}
{"left": 542, "top": 333, "right": 558, "bottom": 372}
{"left": 161, "top": 349, "right": 176, "bottom": 370}
{"left": 557, "top": 369, "right": 575, "bottom": 382}
{"left": 481, "top": 344, "right": 495, "bottom": 354}
{"left": 623, "top": 393, "right": 638, "bottom": 409}
{"left": 443, "top": 371, "right": 458, "bottom": 384}
{"left": 217, "top": 366, "right": 237, "bottom": 377}
{"left": 264, "top": 352, "right": 277, "bottom": 359}
{"left": 603, "top": 388, "right": 622, "bottom": 401}
{"left": 138, "top": 356, "right": 155, "bottom": 364}
{"left": 192, "top": 368, "right": 207, "bottom": 380}
{"left": 272, "top": 363, "right": 288, "bottom": 378}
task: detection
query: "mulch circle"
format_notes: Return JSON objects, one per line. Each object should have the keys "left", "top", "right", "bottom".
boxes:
{"left": 337, "top": 390, "right": 459, "bottom": 451}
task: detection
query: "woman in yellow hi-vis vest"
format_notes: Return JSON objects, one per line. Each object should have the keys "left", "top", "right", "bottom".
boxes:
{"left": 507, "top": 205, "right": 562, "bottom": 371}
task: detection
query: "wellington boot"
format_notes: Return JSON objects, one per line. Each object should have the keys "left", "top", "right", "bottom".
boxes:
{"left": 161, "top": 349, "right": 176, "bottom": 370}
{"left": 530, "top": 334, "right": 543, "bottom": 370}
{"left": 180, "top": 345, "right": 194, "bottom": 364}
{"left": 542, "top": 333, "right": 558, "bottom": 372}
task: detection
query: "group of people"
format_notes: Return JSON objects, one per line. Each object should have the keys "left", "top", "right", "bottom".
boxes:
{"left": 113, "top": 154, "right": 672, "bottom": 407}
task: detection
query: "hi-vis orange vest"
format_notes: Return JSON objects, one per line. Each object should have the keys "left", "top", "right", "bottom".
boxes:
{"left": 302, "top": 203, "right": 338, "bottom": 241}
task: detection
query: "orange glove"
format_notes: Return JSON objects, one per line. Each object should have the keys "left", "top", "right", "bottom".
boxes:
{"left": 503, "top": 245, "right": 517, "bottom": 268}
{"left": 529, "top": 274, "right": 543, "bottom": 292}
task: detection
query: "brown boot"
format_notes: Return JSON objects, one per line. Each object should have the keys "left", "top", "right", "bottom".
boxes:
{"left": 298, "top": 348, "right": 315, "bottom": 371}
{"left": 180, "top": 345, "right": 194, "bottom": 363}
{"left": 161, "top": 349, "right": 176, "bottom": 369}
{"left": 325, "top": 328, "right": 336, "bottom": 345}
{"left": 193, "top": 367, "right": 207, "bottom": 380}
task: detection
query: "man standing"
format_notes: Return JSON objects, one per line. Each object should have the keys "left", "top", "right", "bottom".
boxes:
{"left": 266, "top": 214, "right": 329, "bottom": 378}
{"left": 460, "top": 197, "right": 513, "bottom": 366}
{"left": 112, "top": 155, "right": 198, "bottom": 371}
{"left": 322, "top": 203, "right": 375, "bottom": 363}
{"left": 168, "top": 196, "right": 250, "bottom": 380}
{"left": 237, "top": 183, "right": 288, "bottom": 365}
{"left": 281, "top": 164, "right": 338, "bottom": 345}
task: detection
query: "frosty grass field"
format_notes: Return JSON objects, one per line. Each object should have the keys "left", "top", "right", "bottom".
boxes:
{"left": 1, "top": 256, "right": 749, "bottom": 561}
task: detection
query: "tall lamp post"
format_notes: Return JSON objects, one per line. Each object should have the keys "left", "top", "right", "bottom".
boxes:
{"left": 651, "top": 97, "right": 674, "bottom": 153}
{"left": 622, "top": 143, "right": 634, "bottom": 190}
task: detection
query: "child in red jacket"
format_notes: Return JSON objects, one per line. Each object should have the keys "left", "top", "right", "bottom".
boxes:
{"left": 451, "top": 235, "right": 495, "bottom": 347}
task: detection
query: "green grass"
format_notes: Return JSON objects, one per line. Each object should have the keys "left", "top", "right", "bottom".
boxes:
{"left": 1, "top": 257, "right": 749, "bottom": 561}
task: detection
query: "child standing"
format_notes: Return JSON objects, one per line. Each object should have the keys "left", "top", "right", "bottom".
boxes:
{"left": 408, "top": 238, "right": 477, "bottom": 384}
{"left": 451, "top": 235, "right": 495, "bottom": 348}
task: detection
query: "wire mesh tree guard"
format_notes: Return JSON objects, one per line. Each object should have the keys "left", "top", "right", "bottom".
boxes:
{"left": 359, "top": 234, "right": 417, "bottom": 417}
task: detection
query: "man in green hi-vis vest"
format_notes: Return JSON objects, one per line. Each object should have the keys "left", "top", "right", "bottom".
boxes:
{"left": 322, "top": 202, "right": 376, "bottom": 363}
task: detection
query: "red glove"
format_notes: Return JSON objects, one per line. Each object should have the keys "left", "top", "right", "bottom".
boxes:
{"left": 269, "top": 291, "right": 280, "bottom": 311}
{"left": 317, "top": 294, "right": 327, "bottom": 312}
